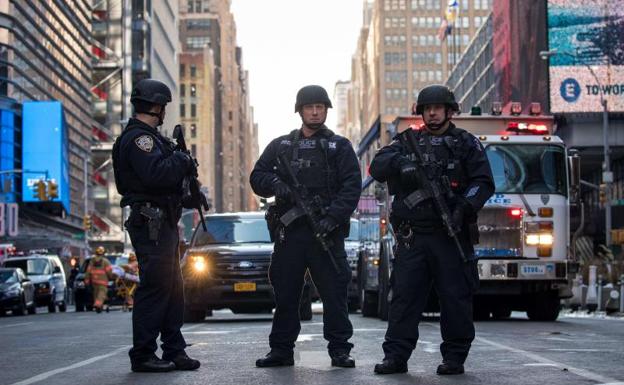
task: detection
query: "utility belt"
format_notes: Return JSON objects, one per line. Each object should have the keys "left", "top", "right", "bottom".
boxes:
{"left": 391, "top": 215, "right": 480, "bottom": 249}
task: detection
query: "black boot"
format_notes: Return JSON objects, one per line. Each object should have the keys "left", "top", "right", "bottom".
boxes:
{"left": 374, "top": 358, "right": 408, "bottom": 374}
{"left": 168, "top": 353, "right": 200, "bottom": 371}
{"left": 131, "top": 356, "right": 176, "bottom": 373}
{"left": 436, "top": 361, "right": 464, "bottom": 375}
{"left": 255, "top": 351, "right": 294, "bottom": 367}
{"left": 331, "top": 353, "right": 355, "bottom": 368}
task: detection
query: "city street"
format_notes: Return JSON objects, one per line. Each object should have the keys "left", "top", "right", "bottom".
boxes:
{"left": 1, "top": 306, "right": 623, "bottom": 385}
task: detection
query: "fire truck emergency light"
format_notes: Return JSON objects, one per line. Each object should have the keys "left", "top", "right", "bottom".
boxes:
{"left": 529, "top": 102, "right": 542, "bottom": 116}
{"left": 510, "top": 102, "right": 522, "bottom": 116}
{"left": 507, "top": 122, "right": 549, "bottom": 134}
{"left": 491, "top": 102, "right": 502, "bottom": 115}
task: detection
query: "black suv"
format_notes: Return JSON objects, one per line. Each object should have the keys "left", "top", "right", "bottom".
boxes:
{"left": 182, "top": 212, "right": 313, "bottom": 322}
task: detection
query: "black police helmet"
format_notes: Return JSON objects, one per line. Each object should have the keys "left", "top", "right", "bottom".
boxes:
{"left": 130, "top": 79, "right": 172, "bottom": 106}
{"left": 415, "top": 84, "right": 459, "bottom": 114}
{"left": 294, "top": 85, "right": 333, "bottom": 113}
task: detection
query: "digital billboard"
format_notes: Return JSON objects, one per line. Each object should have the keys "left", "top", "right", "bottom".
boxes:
{"left": 548, "top": 0, "right": 624, "bottom": 113}
{"left": 21, "top": 101, "right": 70, "bottom": 214}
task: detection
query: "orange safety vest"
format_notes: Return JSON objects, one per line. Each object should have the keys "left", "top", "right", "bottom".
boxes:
{"left": 85, "top": 257, "right": 112, "bottom": 286}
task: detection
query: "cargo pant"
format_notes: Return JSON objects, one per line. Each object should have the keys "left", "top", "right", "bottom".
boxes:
{"left": 92, "top": 285, "right": 108, "bottom": 309}
{"left": 382, "top": 230, "right": 480, "bottom": 365}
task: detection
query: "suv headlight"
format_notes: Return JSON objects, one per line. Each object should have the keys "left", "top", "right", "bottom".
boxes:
{"left": 526, "top": 233, "right": 553, "bottom": 246}
{"left": 37, "top": 282, "right": 49, "bottom": 289}
{"left": 190, "top": 256, "right": 209, "bottom": 273}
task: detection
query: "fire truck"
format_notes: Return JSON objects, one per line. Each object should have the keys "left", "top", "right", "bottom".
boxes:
{"left": 358, "top": 104, "right": 580, "bottom": 321}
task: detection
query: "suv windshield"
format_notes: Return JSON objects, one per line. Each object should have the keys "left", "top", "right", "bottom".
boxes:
{"left": 346, "top": 220, "right": 360, "bottom": 241}
{"left": 486, "top": 144, "right": 567, "bottom": 196}
{"left": 4, "top": 259, "right": 51, "bottom": 276}
{"left": 0, "top": 270, "right": 17, "bottom": 283}
{"left": 192, "top": 217, "right": 271, "bottom": 246}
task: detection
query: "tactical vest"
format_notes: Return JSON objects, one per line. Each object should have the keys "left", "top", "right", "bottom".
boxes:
{"left": 278, "top": 128, "right": 338, "bottom": 205}
{"left": 391, "top": 126, "right": 472, "bottom": 226}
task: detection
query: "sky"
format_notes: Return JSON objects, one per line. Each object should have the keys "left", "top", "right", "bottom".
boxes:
{"left": 230, "top": 0, "right": 366, "bottom": 153}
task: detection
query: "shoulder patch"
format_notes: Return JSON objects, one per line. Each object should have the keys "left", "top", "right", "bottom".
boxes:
{"left": 135, "top": 135, "right": 154, "bottom": 152}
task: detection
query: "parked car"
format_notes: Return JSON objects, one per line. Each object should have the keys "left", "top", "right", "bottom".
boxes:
{"left": 3, "top": 254, "right": 67, "bottom": 312}
{"left": 0, "top": 267, "right": 36, "bottom": 316}
{"left": 345, "top": 218, "right": 363, "bottom": 312}
{"left": 181, "top": 212, "right": 314, "bottom": 322}
{"left": 73, "top": 255, "right": 122, "bottom": 312}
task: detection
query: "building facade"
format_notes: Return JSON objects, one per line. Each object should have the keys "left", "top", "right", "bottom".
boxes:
{"left": 89, "top": 0, "right": 181, "bottom": 252}
{"left": 0, "top": 0, "right": 95, "bottom": 255}
{"left": 181, "top": 0, "right": 258, "bottom": 213}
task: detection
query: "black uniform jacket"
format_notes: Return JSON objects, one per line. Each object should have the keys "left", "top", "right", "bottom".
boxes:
{"left": 113, "top": 118, "right": 189, "bottom": 207}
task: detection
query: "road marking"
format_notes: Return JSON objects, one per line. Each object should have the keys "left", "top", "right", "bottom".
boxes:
{"left": 0, "top": 322, "right": 34, "bottom": 330}
{"left": 297, "top": 333, "right": 323, "bottom": 342}
{"left": 8, "top": 346, "right": 130, "bottom": 385}
{"left": 185, "top": 331, "right": 232, "bottom": 335}
{"left": 548, "top": 348, "right": 614, "bottom": 352}
{"left": 477, "top": 336, "right": 622, "bottom": 384}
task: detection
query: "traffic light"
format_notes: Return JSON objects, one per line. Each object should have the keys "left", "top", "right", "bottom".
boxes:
{"left": 48, "top": 181, "right": 58, "bottom": 199}
{"left": 599, "top": 184, "right": 607, "bottom": 204}
{"left": 35, "top": 180, "right": 47, "bottom": 201}
{"left": 83, "top": 215, "right": 92, "bottom": 230}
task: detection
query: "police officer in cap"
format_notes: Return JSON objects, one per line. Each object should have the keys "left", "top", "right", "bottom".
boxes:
{"left": 370, "top": 85, "right": 494, "bottom": 375}
{"left": 250, "top": 85, "right": 361, "bottom": 368}
{"left": 112, "top": 79, "right": 200, "bottom": 373}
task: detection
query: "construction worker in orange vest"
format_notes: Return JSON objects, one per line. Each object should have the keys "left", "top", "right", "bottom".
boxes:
{"left": 84, "top": 246, "right": 112, "bottom": 313}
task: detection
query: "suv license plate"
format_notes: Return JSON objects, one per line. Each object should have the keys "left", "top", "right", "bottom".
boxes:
{"left": 234, "top": 282, "right": 256, "bottom": 292}
{"left": 521, "top": 265, "right": 546, "bottom": 276}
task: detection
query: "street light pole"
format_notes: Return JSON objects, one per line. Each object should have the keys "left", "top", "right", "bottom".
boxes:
{"left": 540, "top": 49, "right": 611, "bottom": 246}
{"left": 602, "top": 97, "right": 612, "bottom": 246}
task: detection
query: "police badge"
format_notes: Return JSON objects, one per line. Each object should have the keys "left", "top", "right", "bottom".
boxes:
{"left": 135, "top": 135, "right": 154, "bottom": 152}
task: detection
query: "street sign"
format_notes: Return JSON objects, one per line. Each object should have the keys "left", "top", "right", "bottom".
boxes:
{"left": 0, "top": 203, "right": 18, "bottom": 237}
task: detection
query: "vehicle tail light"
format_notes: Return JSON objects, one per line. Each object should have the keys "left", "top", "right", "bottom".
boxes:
{"left": 510, "top": 208, "right": 522, "bottom": 218}
{"left": 538, "top": 207, "right": 553, "bottom": 217}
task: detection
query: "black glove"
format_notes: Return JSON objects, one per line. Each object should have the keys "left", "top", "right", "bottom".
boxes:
{"left": 174, "top": 152, "right": 195, "bottom": 175}
{"left": 273, "top": 179, "right": 293, "bottom": 203}
{"left": 399, "top": 159, "right": 419, "bottom": 186}
{"left": 318, "top": 216, "right": 337, "bottom": 236}
{"left": 451, "top": 204, "right": 465, "bottom": 232}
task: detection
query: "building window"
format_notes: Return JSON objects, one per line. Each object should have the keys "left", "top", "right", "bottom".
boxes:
{"left": 187, "top": 0, "right": 193, "bottom": 12}
{"left": 228, "top": 111, "right": 233, "bottom": 120}
{"left": 190, "top": 84, "right": 197, "bottom": 97}
{"left": 180, "top": 64, "right": 185, "bottom": 78}
{"left": 180, "top": 103, "right": 186, "bottom": 118}
{"left": 191, "top": 104, "right": 197, "bottom": 118}
{"left": 180, "top": 84, "right": 185, "bottom": 97}
{"left": 191, "top": 124, "right": 197, "bottom": 138}
{"left": 186, "top": 36, "right": 211, "bottom": 49}
{"left": 191, "top": 144, "right": 197, "bottom": 157}
{"left": 190, "top": 65, "right": 196, "bottom": 78}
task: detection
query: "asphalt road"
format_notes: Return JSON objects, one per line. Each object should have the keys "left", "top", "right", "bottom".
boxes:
{"left": 1, "top": 305, "right": 623, "bottom": 385}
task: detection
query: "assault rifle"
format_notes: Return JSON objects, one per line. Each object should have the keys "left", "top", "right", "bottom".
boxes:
{"left": 276, "top": 152, "right": 340, "bottom": 273}
{"left": 172, "top": 124, "right": 211, "bottom": 232}
{"left": 397, "top": 128, "right": 467, "bottom": 262}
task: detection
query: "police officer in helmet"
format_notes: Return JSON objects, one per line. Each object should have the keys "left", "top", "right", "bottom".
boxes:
{"left": 112, "top": 78, "right": 199, "bottom": 373}
{"left": 370, "top": 85, "right": 494, "bottom": 375}
{"left": 250, "top": 85, "right": 361, "bottom": 368}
